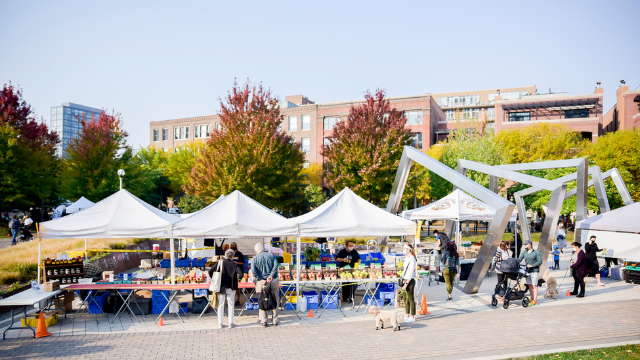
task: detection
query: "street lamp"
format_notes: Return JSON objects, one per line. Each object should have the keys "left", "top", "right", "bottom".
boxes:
{"left": 117, "top": 169, "right": 125, "bottom": 190}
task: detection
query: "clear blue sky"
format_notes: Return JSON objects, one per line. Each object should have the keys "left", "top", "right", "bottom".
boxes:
{"left": 1, "top": 1, "right": 639, "bottom": 148}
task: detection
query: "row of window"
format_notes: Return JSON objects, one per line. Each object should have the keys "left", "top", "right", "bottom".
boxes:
{"left": 445, "top": 108, "right": 481, "bottom": 120}
{"left": 438, "top": 95, "right": 480, "bottom": 108}
{"left": 153, "top": 124, "right": 222, "bottom": 142}
{"left": 288, "top": 115, "right": 311, "bottom": 131}
{"left": 507, "top": 109, "right": 590, "bottom": 122}
{"left": 488, "top": 91, "right": 528, "bottom": 102}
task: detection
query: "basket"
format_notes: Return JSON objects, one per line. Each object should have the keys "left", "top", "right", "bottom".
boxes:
{"left": 88, "top": 292, "right": 110, "bottom": 314}
{"left": 175, "top": 258, "right": 191, "bottom": 267}
{"left": 302, "top": 291, "right": 319, "bottom": 309}
{"left": 159, "top": 259, "right": 171, "bottom": 268}
{"left": 191, "top": 258, "right": 207, "bottom": 267}
{"left": 320, "top": 291, "right": 339, "bottom": 309}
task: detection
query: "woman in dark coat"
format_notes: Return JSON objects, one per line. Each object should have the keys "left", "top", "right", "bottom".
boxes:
{"left": 209, "top": 249, "right": 244, "bottom": 328}
{"left": 584, "top": 235, "right": 605, "bottom": 286}
{"left": 569, "top": 242, "right": 586, "bottom": 297}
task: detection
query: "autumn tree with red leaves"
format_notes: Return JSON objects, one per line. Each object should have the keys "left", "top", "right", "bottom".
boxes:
{"left": 0, "top": 83, "right": 59, "bottom": 208}
{"left": 58, "top": 111, "right": 150, "bottom": 202}
{"left": 323, "top": 89, "right": 413, "bottom": 206}
{"left": 186, "top": 80, "right": 307, "bottom": 214}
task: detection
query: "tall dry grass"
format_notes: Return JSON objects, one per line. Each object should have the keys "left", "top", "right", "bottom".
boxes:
{"left": 0, "top": 238, "right": 136, "bottom": 284}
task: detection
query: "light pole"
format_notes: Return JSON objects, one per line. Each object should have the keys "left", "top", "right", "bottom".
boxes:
{"left": 117, "top": 169, "right": 125, "bottom": 190}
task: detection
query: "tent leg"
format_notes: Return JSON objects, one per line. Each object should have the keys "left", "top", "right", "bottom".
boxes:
{"left": 37, "top": 237, "right": 41, "bottom": 285}
{"left": 170, "top": 238, "right": 175, "bottom": 285}
{"left": 296, "top": 226, "right": 300, "bottom": 312}
{"left": 85, "top": 238, "right": 88, "bottom": 264}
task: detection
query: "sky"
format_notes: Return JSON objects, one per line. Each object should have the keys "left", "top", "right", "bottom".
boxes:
{"left": 1, "top": 1, "right": 639, "bottom": 149}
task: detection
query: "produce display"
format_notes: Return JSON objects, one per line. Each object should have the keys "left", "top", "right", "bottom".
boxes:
{"left": 43, "top": 256, "right": 85, "bottom": 284}
{"left": 383, "top": 271, "right": 397, "bottom": 279}
{"left": 352, "top": 270, "right": 369, "bottom": 279}
{"left": 320, "top": 256, "right": 333, "bottom": 261}
{"left": 339, "top": 271, "right": 354, "bottom": 280}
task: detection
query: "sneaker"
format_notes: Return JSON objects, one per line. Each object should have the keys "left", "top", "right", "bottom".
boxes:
{"left": 404, "top": 317, "right": 415, "bottom": 323}
{"left": 261, "top": 322, "right": 267, "bottom": 327}
{"left": 528, "top": 301, "right": 536, "bottom": 306}
{"left": 228, "top": 323, "right": 235, "bottom": 329}
{"left": 218, "top": 323, "right": 224, "bottom": 328}
{"left": 273, "top": 322, "right": 278, "bottom": 327}
{"left": 598, "top": 283, "right": 605, "bottom": 286}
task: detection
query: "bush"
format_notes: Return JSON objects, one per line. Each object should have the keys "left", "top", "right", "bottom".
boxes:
{"left": 14, "top": 263, "right": 37, "bottom": 282}
{"left": 109, "top": 242, "right": 127, "bottom": 250}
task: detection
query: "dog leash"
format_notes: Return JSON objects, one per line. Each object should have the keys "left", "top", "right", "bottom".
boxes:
{"left": 557, "top": 268, "right": 570, "bottom": 289}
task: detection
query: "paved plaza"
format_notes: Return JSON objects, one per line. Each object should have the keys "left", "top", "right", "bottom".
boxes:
{"left": 1, "top": 253, "right": 640, "bottom": 359}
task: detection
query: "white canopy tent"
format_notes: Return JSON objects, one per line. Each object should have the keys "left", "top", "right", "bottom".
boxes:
{"left": 292, "top": 187, "right": 416, "bottom": 237}
{"left": 65, "top": 196, "right": 96, "bottom": 214}
{"left": 577, "top": 202, "right": 640, "bottom": 261}
{"left": 38, "top": 189, "right": 181, "bottom": 284}
{"left": 401, "top": 189, "right": 497, "bottom": 247}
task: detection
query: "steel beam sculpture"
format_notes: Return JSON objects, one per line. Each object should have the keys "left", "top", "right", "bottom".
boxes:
{"left": 385, "top": 147, "right": 515, "bottom": 294}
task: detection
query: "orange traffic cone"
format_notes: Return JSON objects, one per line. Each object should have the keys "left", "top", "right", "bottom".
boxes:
{"left": 417, "top": 294, "right": 430, "bottom": 315}
{"left": 566, "top": 290, "right": 572, "bottom": 296}
{"left": 158, "top": 318, "right": 165, "bottom": 327}
{"left": 35, "top": 311, "right": 51, "bottom": 338}
{"left": 308, "top": 309, "right": 314, "bottom": 318}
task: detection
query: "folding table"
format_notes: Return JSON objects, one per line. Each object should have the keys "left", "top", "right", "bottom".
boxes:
{"left": 0, "top": 288, "right": 62, "bottom": 339}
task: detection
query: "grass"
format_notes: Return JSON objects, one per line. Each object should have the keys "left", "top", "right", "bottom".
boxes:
{"left": 0, "top": 237, "right": 138, "bottom": 285}
{"left": 512, "top": 344, "right": 640, "bottom": 359}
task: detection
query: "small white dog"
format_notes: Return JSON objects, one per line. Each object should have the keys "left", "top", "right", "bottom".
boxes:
{"left": 369, "top": 306, "right": 404, "bottom": 331}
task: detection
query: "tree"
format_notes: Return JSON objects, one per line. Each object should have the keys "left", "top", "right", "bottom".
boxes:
{"left": 177, "top": 194, "right": 207, "bottom": 213}
{"left": 186, "top": 80, "right": 307, "bottom": 214}
{"left": 588, "top": 128, "right": 640, "bottom": 205}
{"left": 323, "top": 89, "right": 413, "bottom": 206}
{"left": 58, "top": 111, "right": 150, "bottom": 202}
{"left": 0, "top": 83, "right": 59, "bottom": 209}
{"left": 301, "top": 162, "right": 323, "bottom": 188}
{"left": 165, "top": 142, "right": 204, "bottom": 196}
{"left": 135, "top": 146, "right": 171, "bottom": 208}
{"left": 497, "top": 123, "right": 591, "bottom": 164}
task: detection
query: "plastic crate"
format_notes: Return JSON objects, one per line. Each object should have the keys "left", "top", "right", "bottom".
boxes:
{"left": 191, "top": 258, "right": 207, "bottom": 267}
{"left": 159, "top": 259, "right": 171, "bottom": 268}
{"left": 175, "top": 258, "right": 191, "bottom": 267}
{"left": 625, "top": 266, "right": 640, "bottom": 272}
{"left": 320, "top": 291, "right": 339, "bottom": 309}
{"left": 292, "top": 254, "right": 306, "bottom": 262}
{"left": 152, "top": 290, "right": 170, "bottom": 299}
{"left": 286, "top": 303, "right": 296, "bottom": 310}
{"left": 367, "top": 252, "right": 386, "bottom": 264}
{"left": 376, "top": 283, "right": 395, "bottom": 292}
{"left": 365, "top": 295, "right": 383, "bottom": 307}
{"left": 378, "top": 291, "right": 395, "bottom": 300}
{"left": 88, "top": 292, "right": 109, "bottom": 314}
{"left": 302, "top": 291, "right": 319, "bottom": 310}
{"left": 179, "top": 302, "right": 189, "bottom": 312}
{"left": 245, "top": 298, "right": 259, "bottom": 310}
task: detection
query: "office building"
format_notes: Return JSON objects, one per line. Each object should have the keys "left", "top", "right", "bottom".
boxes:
{"left": 603, "top": 81, "right": 640, "bottom": 133}
{"left": 50, "top": 102, "right": 103, "bottom": 156}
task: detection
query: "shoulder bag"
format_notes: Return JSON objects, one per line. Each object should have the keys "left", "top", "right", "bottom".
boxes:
{"left": 209, "top": 259, "right": 223, "bottom": 293}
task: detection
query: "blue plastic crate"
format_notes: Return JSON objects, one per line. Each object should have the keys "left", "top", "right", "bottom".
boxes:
{"left": 292, "top": 254, "right": 306, "bottom": 263}
{"left": 378, "top": 291, "right": 395, "bottom": 300}
{"left": 88, "top": 292, "right": 109, "bottom": 314}
{"left": 367, "top": 252, "right": 386, "bottom": 264}
{"left": 152, "top": 290, "right": 170, "bottom": 299}
{"left": 159, "top": 259, "right": 171, "bottom": 268}
{"left": 320, "top": 291, "right": 339, "bottom": 309}
{"left": 175, "top": 258, "right": 191, "bottom": 267}
{"left": 365, "top": 295, "right": 384, "bottom": 307}
{"left": 179, "top": 302, "right": 189, "bottom": 312}
{"left": 302, "top": 291, "right": 319, "bottom": 309}
{"left": 359, "top": 259, "right": 371, "bottom": 267}
{"left": 376, "top": 283, "right": 395, "bottom": 292}
{"left": 286, "top": 303, "right": 296, "bottom": 310}
{"left": 191, "top": 258, "right": 207, "bottom": 267}
{"left": 245, "top": 298, "right": 259, "bottom": 310}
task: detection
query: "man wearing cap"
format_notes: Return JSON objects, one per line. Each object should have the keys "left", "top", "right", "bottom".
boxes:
{"left": 518, "top": 240, "right": 542, "bottom": 305}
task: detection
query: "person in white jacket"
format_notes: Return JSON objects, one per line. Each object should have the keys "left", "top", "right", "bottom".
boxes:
{"left": 402, "top": 244, "right": 417, "bottom": 323}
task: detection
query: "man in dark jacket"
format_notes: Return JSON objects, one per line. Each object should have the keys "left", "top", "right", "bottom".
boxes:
{"left": 9, "top": 215, "right": 20, "bottom": 245}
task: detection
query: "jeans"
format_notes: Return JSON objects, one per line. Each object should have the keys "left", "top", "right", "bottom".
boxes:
{"left": 554, "top": 259, "right": 560, "bottom": 269}
{"left": 443, "top": 268, "right": 455, "bottom": 294}
{"left": 11, "top": 229, "right": 18, "bottom": 244}
{"left": 255, "top": 279, "right": 279, "bottom": 324}
{"left": 320, "top": 243, "right": 327, "bottom": 255}
{"left": 404, "top": 279, "right": 416, "bottom": 316}
{"left": 217, "top": 288, "right": 236, "bottom": 325}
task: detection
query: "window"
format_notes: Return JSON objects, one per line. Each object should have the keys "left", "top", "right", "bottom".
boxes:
{"left": 487, "top": 108, "right": 496, "bottom": 120}
{"left": 508, "top": 112, "right": 531, "bottom": 122}
{"left": 446, "top": 110, "right": 456, "bottom": 121}
{"left": 404, "top": 111, "right": 423, "bottom": 125}
{"left": 301, "top": 138, "right": 310, "bottom": 154}
{"left": 301, "top": 115, "right": 311, "bottom": 131}
{"left": 194, "top": 124, "right": 210, "bottom": 139}
{"left": 323, "top": 117, "right": 339, "bottom": 130}
{"left": 565, "top": 109, "right": 589, "bottom": 119}
{"left": 438, "top": 95, "right": 480, "bottom": 108}
{"left": 323, "top": 137, "right": 331, "bottom": 148}
{"left": 288, "top": 116, "right": 297, "bottom": 131}
{"left": 412, "top": 132, "right": 423, "bottom": 149}
{"left": 162, "top": 147, "right": 168, "bottom": 152}
{"left": 489, "top": 91, "right": 529, "bottom": 102}
{"left": 153, "top": 129, "right": 159, "bottom": 142}
{"left": 174, "top": 126, "right": 189, "bottom": 140}
{"left": 162, "top": 128, "right": 168, "bottom": 141}
{"left": 303, "top": 162, "right": 310, "bottom": 169}
{"left": 215, "top": 123, "right": 222, "bottom": 130}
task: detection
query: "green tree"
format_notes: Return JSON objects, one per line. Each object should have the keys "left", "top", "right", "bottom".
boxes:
{"left": 323, "top": 89, "right": 413, "bottom": 206}
{"left": 301, "top": 162, "right": 323, "bottom": 188}
{"left": 165, "top": 142, "right": 204, "bottom": 196}
{"left": 0, "top": 84, "right": 59, "bottom": 209}
{"left": 186, "top": 80, "right": 307, "bottom": 214}
{"left": 58, "top": 111, "right": 150, "bottom": 202}
{"left": 136, "top": 146, "right": 171, "bottom": 208}
{"left": 177, "top": 194, "right": 207, "bottom": 213}
{"left": 497, "top": 123, "right": 591, "bottom": 163}
{"left": 588, "top": 128, "right": 640, "bottom": 205}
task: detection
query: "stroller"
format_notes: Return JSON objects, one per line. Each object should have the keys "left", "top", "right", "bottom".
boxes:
{"left": 491, "top": 257, "right": 530, "bottom": 309}
{"left": 18, "top": 225, "right": 34, "bottom": 242}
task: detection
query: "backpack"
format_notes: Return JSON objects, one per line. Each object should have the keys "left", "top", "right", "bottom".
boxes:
{"left": 9, "top": 219, "right": 18, "bottom": 229}
{"left": 442, "top": 251, "right": 457, "bottom": 274}
{"left": 258, "top": 281, "right": 278, "bottom": 311}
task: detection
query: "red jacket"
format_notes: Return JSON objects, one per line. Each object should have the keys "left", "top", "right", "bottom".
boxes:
{"left": 570, "top": 249, "right": 587, "bottom": 278}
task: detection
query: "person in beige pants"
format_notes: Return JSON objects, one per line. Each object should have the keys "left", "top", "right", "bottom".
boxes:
{"left": 252, "top": 242, "right": 280, "bottom": 327}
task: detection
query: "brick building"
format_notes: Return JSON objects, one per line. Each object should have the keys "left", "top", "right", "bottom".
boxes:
{"left": 603, "top": 80, "right": 640, "bottom": 133}
{"left": 494, "top": 84, "right": 605, "bottom": 142}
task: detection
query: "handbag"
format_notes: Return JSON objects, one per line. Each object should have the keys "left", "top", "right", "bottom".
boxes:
{"left": 209, "top": 260, "right": 223, "bottom": 293}
{"left": 258, "top": 281, "right": 278, "bottom": 311}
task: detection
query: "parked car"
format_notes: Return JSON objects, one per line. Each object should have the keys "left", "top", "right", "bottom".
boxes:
{"left": 167, "top": 208, "right": 182, "bottom": 215}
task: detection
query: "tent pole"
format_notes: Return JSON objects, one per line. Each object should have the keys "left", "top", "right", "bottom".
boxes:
{"left": 296, "top": 225, "right": 300, "bottom": 312}
{"left": 36, "top": 224, "right": 41, "bottom": 284}
{"left": 85, "top": 238, "right": 88, "bottom": 264}
{"left": 170, "top": 238, "right": 175, "bottom": 285}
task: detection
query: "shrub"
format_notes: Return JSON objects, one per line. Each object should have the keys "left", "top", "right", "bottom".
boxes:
{"left": 109, "top": 242, "right": 127, "bottom": 250}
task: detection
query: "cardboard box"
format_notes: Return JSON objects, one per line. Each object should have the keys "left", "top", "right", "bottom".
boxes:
{"left": 43, "top": 280, "right": 60, "bottom": 292}
{"left": 395, "top": 289, "right": 406, "bottom": 308}
{"left": 102, "top": 271, "right": 114, "bottom": 280}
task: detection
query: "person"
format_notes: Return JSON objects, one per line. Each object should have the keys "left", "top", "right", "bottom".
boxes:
{"left": 585, "top": 235, "right": 605, "bottom": 286}
{"left": 441, "top": 241, "right": 459, "bottom": 301}
{"left": 552, "top": 245, "right": 561, "bottom": 270}
{"left": 434, "top": 230, "right": 451, "bottom": 254}
{"left": 9, "top": 215, "right": 20, "bottom": 246}
{"left": 556, "top": 223, "right": 567, "bottom": 253}
{"left": 336, "top": 240, "right": 361, "bottom": 304}
{"left": 229, "top": 242, "right": 245, "bottom": 306}
{"left": 401, "top": 244, "right": 417, "bottom": 323}
{"left": 252, "top": 242, "right": 279, "bottom": 327}
{"left": 510, "top": 233, "right": 523, "bottom": 259}
{"left": 316, "top": 237, "right": 328, "bottom": 255}
{"left": 569, "top": 241, "right": 586, "bottom": 297}
{"left": 518, "top": 240, "right": 542, "bottom": 306}
{"left": 494, "top": 241, "right": 510, "bottom": 287}
{"left": 327, "top": 237, "right": 336, "bottom": 255}
{"left": 222, "top": 244, "right": 230, "bottom": 253}
{"left": 209, "top": 249, "right": 243, "bottom": 329}
{"left": 22, "top": 215, "right": 33, "bottom": 231}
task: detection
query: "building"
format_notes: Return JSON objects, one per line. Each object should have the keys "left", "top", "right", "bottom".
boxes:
{"left": 50, "top": 102, "right": 103, "bottom": 156}
{"left": 149, "top": 94, "right": 445, "bottom": 166}
{"left": 430, "top": 85, "right": 536, "bottom": 141}
{"left": 603, "top": 81, "right": 640, "bottom": 133}
{"left": 494, "top": 84, "right": 605, "bottom": 142}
